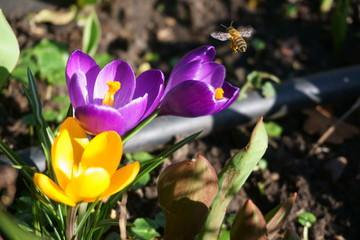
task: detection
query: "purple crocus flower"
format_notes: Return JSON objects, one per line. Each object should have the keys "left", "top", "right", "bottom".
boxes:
{"left": 66, "top": 50, "right": 164, "bottom": 136}
{"left": 160, "top": 45, "right": 239, "bottom": 117}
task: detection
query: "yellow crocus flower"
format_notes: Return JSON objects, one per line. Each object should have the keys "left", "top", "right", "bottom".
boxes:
{"left": 33, "top": 117, "right": 140, "bottom": 206}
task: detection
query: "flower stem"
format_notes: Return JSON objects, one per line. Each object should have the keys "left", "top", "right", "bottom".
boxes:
{"left": 122, "top": 109, "right": 160, "bottom": 143}
{"left": 66, "top": 205, "right": 79, "bottom": 240}
{"left": 119, "top": 193, "right": 128, "bottom": 240}
{"left": 303, "top": 226, "right": 309, "bottom": 240}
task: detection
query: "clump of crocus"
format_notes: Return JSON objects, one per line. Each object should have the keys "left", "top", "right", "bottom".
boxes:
{"left": 157, "top": 154, "right": 218, "bottom": 240}
{"left": 66, "top": 50, "right": 164, "bottom": 136}
{"left": 33, "top": 117, "right": 140, "bottom": 206}
{"left": 160, "top": 45, "right": 239, "bottom": 117}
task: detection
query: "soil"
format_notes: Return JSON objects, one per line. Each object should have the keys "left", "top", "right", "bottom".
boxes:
{"left": 1, "top": 0, "right": 360, "bottom": 239}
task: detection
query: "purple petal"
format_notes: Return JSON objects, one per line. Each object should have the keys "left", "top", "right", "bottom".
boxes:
{"left": 68, "top": 71, "right": 88, "bottom": 108}
{"left": 196, "top": 62, "right": 225, "bottom": 88}
{"left": 75, "top": 104, "right": 126, "bottom": 135}
{"left": 165, "top": 61, "right": 225, "bottom": 95}
{"left": 164, "top": 60, "right": 202, "bottom": 95}
{"left": 134, "top": 69, "right": 164, "bottom": 119}
{"left": 66, "top": 50, "right": 100, "bottom": 101}
{"left": 160, "top": 80, "right": 217, "bottom": 117}
{"left": 93, "top": 60, "right": 135, "bottom": 107}
{"left": 117, "top": 95, "right": 148, "bottom": 133}
{"left": 171, "top": 46, "right": 215, "bottom": 78}
{"left": 210, "top": 81, "right": 240, "bottom": 115}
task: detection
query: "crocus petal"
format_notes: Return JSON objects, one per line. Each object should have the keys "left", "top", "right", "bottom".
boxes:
{"left": 75, "top": 104, "right": 126, "bottom": 135}
{"left": 195, "top": 62, "right": 225, "bottom": 88}
{"left": 134, "top": 69, "right": 164, "bottom": 119}
{"left": 165, "top": 61, "right": 226, "bottom": 96}
{"left": 100, "top": 162, "right": 140, "bottom": 200}
{"left": 52, "top": 117, "right": 88, "bottom": 190}
{"left": 64, "top": 168, "right": 111, "bottom": 204}
{"left": 164, "top": 60, "right": 202, "bottom": 95}
{"left": 117, "top": 95, "right": 148, "bottom": 133}
{"left": 93, "top": 60, "right": 135, "bottom": 107}
{"left": 171, "top": 45, "right": 215, "bottom": 77}
{"left": 34, "top": 173, "right": 76, "bottom": 206}
{"left": 161, "top": 80, "right": 217, "bottom": 117}
{"left": 66, "top": 50, "right": 100, "bottom": 101}
{"left": 79, "top": 131, "right": 122, "bottom": 177}
{"left": 68, "top": 70, "right": 88, "bottom": 108}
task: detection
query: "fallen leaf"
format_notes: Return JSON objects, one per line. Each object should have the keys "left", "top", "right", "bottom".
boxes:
{"left": 303, "top": 107, "right": 360, "bottom": 144}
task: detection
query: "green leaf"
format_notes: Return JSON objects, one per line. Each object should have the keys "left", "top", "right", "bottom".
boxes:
{"left": 320, "top": 0, "right": 333, "bottom": 13}
{"left": 261, "top": 81, "right": 276, "bottom": 98}
{"left": 132, "top": 152, "right": 154, "bottom": 162}
{"left": 127, "top": 152, "right": 154, "bottom": 189}
{"left": 264, "top": 121, "right": 283, "bottom": 137}
{"left": 0, "top": 9, "right": 20, "bottom": 88}
{"left": 93, "top": 53, "right": 112, "bottom": 68}
{"left": 145, "top": 52, "right": 160, "bottom": 62}
{"left": 298, "top": 212, "right": 317, "bottom": 228}
{"left": 82, "top": 8, "right": 101, "bottom": 56}
{"left": 0, "top": 210, "right": 43, "bottom": 240}
{"left": 32, "top": 39, "right": 68, "bottom": 85}
{"left": 218, "top": 230, "right": 230, "bottom": 240}
{"left": 198, "top": 117, "right": 268, "bottom": 240}
{"left": 130, "top": 218, "right": 160, "bottom": 240}
{"left": 226, "top": 213, "right": 236, "bottom": 226}
{"left": 251, "top": 38, "right": 266, "bottom": 51}
{"left": 77, "top": 0, "right": 99, "bottom": 8}
{"left": 238, "top": 71, "right": 280, "bottom": 101}
{"left": 12, "top": 49, "right": 39, "bottom": 84}
{"left": 331, "top": 0, "right": 350, "bottom": 53}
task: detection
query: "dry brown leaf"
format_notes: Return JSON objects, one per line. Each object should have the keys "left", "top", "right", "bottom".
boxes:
{"left": 303, "top": 107, "right": 360, "bottom": 144}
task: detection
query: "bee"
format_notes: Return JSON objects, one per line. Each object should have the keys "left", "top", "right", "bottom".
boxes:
{"left": 211, "top": 23, "right": 255, "bottom": 53}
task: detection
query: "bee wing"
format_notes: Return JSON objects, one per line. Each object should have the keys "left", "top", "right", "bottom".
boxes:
{"left": 211, "top": 32, "right": 231, "bottom": 41}
{"left": 238, "top": 26, "right": 255, "bottom": 38}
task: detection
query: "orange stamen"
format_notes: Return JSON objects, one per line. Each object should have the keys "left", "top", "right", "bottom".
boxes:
{"left": 102, "top": 81, "right": 121, "bottom": 107}
{"left": 215, "top": 88, "right": 224, "bottom": 100}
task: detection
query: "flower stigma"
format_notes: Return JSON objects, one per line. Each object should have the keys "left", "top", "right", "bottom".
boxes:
{"left": 102, "top": 81, "right": 121, "bottom": 107}
{"left": 215, "top": 88, "right": 224, "bottom": 100}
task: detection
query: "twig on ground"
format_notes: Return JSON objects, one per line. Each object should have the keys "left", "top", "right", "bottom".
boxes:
{"left": 310, "top": 97, "right": 360, "bottom": 155}
{"left": 119, "top": 193, "right": 128, "bottom": 240}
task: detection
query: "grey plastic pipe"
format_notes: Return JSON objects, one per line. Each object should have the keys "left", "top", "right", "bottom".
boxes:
{"left": 1, "top": 65, "right": 360, "bottom": 171}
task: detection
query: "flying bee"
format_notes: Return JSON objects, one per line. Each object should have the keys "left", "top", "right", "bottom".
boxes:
{"left": 211, "top": 23, "right": 255, "bottom": 53}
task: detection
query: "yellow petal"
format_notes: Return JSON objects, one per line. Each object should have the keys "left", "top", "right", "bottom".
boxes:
{"left": 64, "top": 168, "right": 110, "bottom": 204}
{"left": 79, "top": 131, "right": 122, "bottom": 177}
{"left": 52, "top": 117, "right": 89, "bottom": 189}
{"left": 33, "top": 173, "right": 76, "bottom": 206}
{"left": 100, "top": 162, "right": 140, "bottom": 200}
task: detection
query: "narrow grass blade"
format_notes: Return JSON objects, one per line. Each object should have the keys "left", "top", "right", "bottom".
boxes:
{"left": 0, "top": 139, "right": 33, "bottom": 182}
{"left": 24, "top": 68, "right": 54, "bottom": 177}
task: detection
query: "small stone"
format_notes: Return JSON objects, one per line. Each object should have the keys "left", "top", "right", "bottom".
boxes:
{"left": 324, "top": 156, "right": 348, "bottom": 181}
